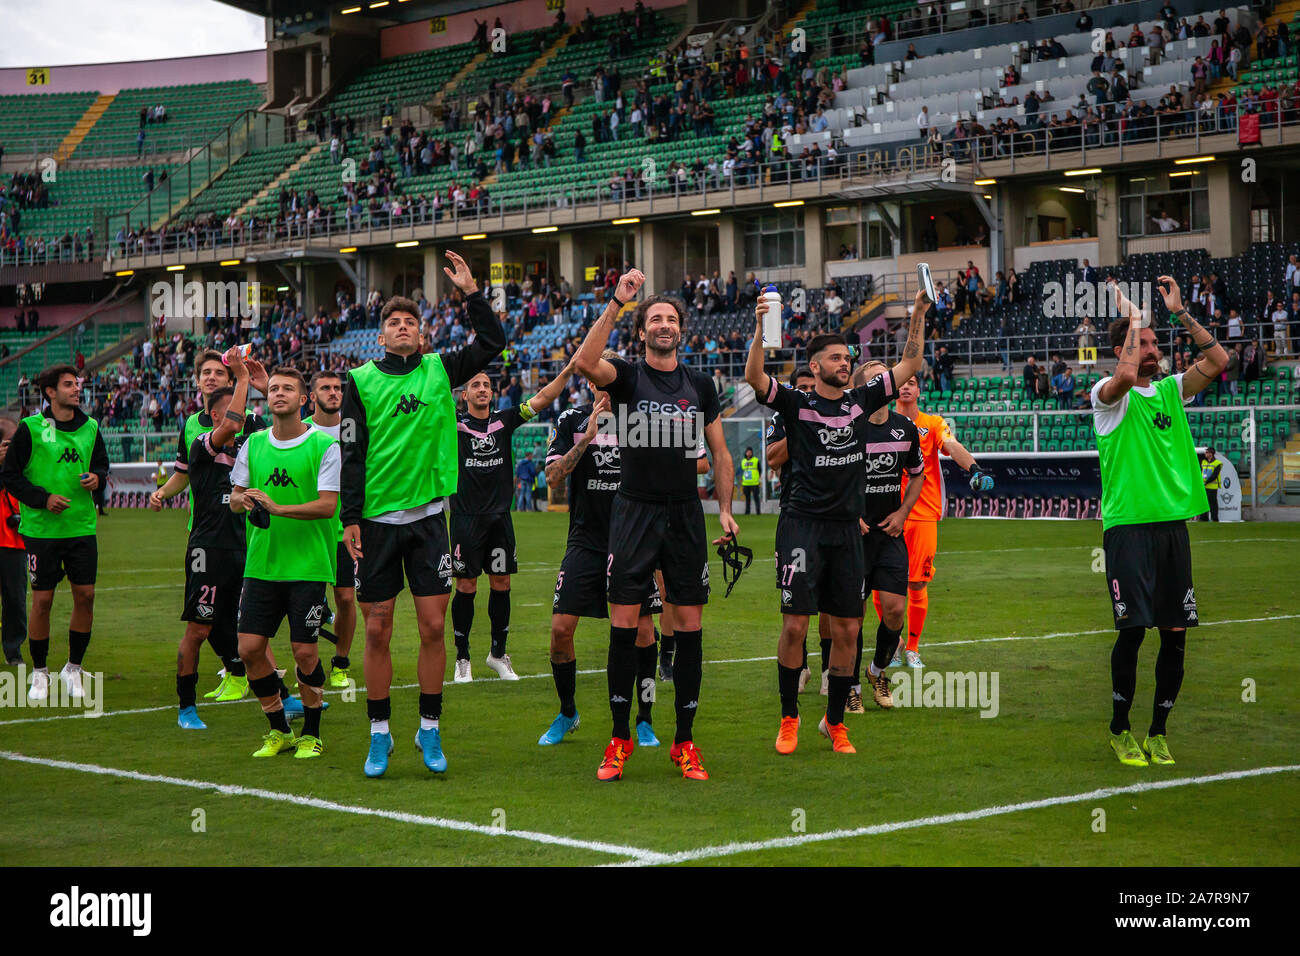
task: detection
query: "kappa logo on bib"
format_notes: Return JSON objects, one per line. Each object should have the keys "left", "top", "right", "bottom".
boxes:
{"left": 391, "top": 393, "right": 429, "bottom": 417}
{"left": 264, "top": 467, "right": 298, "bottom": 488}
{"left": 57, "top": 448, "right": 83, "bottom": 464}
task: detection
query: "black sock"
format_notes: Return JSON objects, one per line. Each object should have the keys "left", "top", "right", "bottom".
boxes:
{"left": 451, "top": 590, "right": 475, "bottom": 660}
{"left": 278, "top": 675, "right": 290, "bottom": 700}
{"left": 208, "top": 625, "right": 237, "bottom": 673}
{"left": 801, "top": 640, "right": 808, "bottom": 670}
{"left": 636, "top": 642, "right": 657, "bottom": 725}
{"left": 1109, "top": 627, "right": 1145, "bottom": 734}
{"left": 226, "top": 657, "right": 247, "bottom": 677}
{"left": 30, "top": 638, "right": 49, "bottom": 669}
{"left": 827, "top": 674, "right": 852, "bottom": 725}
{"left": 873, "top": 620, "right": 903, "bottom": 673}
{"left": 672, "top": 629, "right": 703, "bottom": 745}
{"left": 1150, "top": 629, "right": 1186, "bottom": 737}
{"left": 68, "top": 629, "right": 90, "bottom": 666}
{"left": 268, "top": 707, "right": 291, "bottom": 733}
{"left": 177, "top": 672, "right": 198, "bottom": 709}
{"left": 607, "top": 626, "right": 638, "bottom": 739}
{"left": 552, "top": 659, "right": 577, "bottom": 718}
{"left": 303, "top": 705, "right": 322, "bottom": 738}
{"left": 820, "top": 637, "right": 831, "bottom": 673}
{"left": 488, "top": 588, "right": 511, "bottom": 658}
{"left": 419, "top": 692, "right": 442, "bottom": 722}
{"left": 778, "top": 663, "right": 801, "bottom": 719}
{"left": 367, "top": 696, "right": 391, "bottom": 724}
{"left": 330, "top": 655, "right": 350, "bottom": 670}
{"left": 659, "top": 629, "right": 675, "bottom": 663}
{"left": 852, "top": 627, "right": 864, "bottom": 688}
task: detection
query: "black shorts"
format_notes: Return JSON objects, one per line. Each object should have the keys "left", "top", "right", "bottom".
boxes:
{"left": 25, "top": 535, "right": 97, "bottom": 591}
{"left": 553, "top": 545, "right": 662, "bottom": 619}
{"left": 181, "top": 546, "right": 245, "bottom": 640}
{"left": 335, "top": 540, "right": 357, "bottom": 591}
{"left": 607, "top": 495, "right": 709, "bottom": 607}
{"left": 774, "top": 514, "right": 864, "bottom": 619}
{"left": 1103, "top": 520, "right": 1198, "bottom": 630}
{"left": 237, "top": 577, "right": 328, "bottom": 643}
{"left": 862, "top": 529, "right": 909, "bottom": 597}
{"left": 450, "top": 512, "right": 518, "bottom": 577}
{"left": 355, "top": 512, "right": 453, "bottom": 604}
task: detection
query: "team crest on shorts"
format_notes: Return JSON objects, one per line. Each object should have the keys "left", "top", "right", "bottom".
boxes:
{"left": 305, "top": 605, "right": 324, "bottom": 627}
{"left": 197, "top": 604, "right": 214, "bottom": 620}
{"left": 1113, "top": 601, "right": 1127, "bottom": 619}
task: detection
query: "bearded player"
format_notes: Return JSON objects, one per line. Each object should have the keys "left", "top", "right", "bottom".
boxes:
{"left": 888, "top": 372, "right": 995, "bottom": 667}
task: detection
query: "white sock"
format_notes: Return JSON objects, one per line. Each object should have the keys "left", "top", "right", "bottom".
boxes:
{"left": 65, "top": 662, "right": 82, "bottom": 673}
{"left": 420, "top": 717, "right": 439, "bottom": 731}
{"left": 868, "top": 663, "right": 882, "bottom": 679}
{"left": 36, "top": 666, "right": 49, "bottom": 675}
{"left": 371, "top": 719, "right": 390, "bottom": 735}
{"left": 852, "top": 683, "right": 862, "bottom": 695}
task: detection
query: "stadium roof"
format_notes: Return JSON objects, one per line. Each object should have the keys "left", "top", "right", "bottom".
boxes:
{"left": 214, "top": 0, "right": 504, "bottom": 22}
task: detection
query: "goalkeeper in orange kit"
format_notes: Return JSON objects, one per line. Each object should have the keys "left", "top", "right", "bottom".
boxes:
{"left": 881, "top": 375, "right": 995, "bottom": 667}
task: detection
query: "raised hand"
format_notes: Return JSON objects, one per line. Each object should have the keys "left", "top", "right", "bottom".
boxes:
{"left": 615, "top": 268, "right": 645, "bottom": 304}
{"left": 1156, "top": 274, "right": 1185, "bottom": 318}
{"left": 443, "top": 250, "right": 479, "bottom": 295}
{"left": 245, "top": 355, "right": 268, "bottom": 394}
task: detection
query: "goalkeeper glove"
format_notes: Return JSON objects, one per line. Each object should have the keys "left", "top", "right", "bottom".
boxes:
{"left": 968, "top": 467, "right": 994, "bottom": 493}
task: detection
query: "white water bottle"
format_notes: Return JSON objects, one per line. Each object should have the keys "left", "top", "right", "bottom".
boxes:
{"left": 761, "top": 285, "right": 782, "bottom": 348}
{"left": 222, "top": 343, "right": 254, "bottom": 364}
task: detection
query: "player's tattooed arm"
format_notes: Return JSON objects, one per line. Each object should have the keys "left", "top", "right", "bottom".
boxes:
{"left": 545, "top": 396, "right": 608, "bottom": 485}
{"left": 526, "top": 358, "right": 578, "bottom": 416}
{"left": 1159, "top": 275, "right": 1228, "bottom": 399}
{"left": 889, "top": 289, "right": 929, "bottom": 386}
{"left": 1098, "top": 279, "right": 1145, "bottom": 404}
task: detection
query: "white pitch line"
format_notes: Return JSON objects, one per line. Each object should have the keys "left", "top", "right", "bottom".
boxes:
{"left": 0, "top": 750, "right": 666, "bottom": 864}
{"left": 2, "top": 612, "right": 1295, "bottom": 728}
{"left": 608, "top": 764, "right": 1300, "bottom": 867}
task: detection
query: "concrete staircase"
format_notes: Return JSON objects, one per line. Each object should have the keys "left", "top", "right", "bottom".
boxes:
{"left": 431, "top": 51, "right": 490, "bottom": 110}
{"left": 778, "top": 0, "right": 821, "bottom": 38}
{"left": 515, "top": 25, "right": 577, "bottom": 89}
{"left": 233, "top": 141, "right": 323, "bottom": 219}
{"left": 54, "top": 93, "right": 115, "bottom": 163}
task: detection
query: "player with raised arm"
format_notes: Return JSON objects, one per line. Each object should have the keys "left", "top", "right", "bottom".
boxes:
{"left": 747, "top": 291, "right": 929, "bottom": 755}
{"left": 850, "top": 360, "right": 925, "bottom": 711}
{"left": 158, "top": 347, "right": 263, "bottom": 728}
{"left": 890, "top": 363, "right": 996, "bottom": 667}
{"left": 152, "top": 348, "right": 270, "bottom": 701}
{"left": 304, "top": 370, "right": 357, "bottom": 689}
{"left": 539, "top": 358, "right": 666, "bottom": 748}
{"left": 229, "top": 367, "right": 340, "bottom": 759}
{"left": 573, "top": 270, "right": 738, "bottom": 782}
{"left": 449, "top": 361, "right": 581, "bottom": 683}
{"left": 340, "top": 251, "right": 504, "bottom": 778}
{"left": 1094, "top": 276, "right": 1227, "bottom": 767}
{"left": 0, "top": 365, "right": 109, "bottom": 702}
{"left": 764, "top": 366, "right": 823, "bottom": 694}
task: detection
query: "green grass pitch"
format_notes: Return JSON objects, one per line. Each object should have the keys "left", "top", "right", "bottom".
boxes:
{"left": 0, "top": 511, "right": 1296, "bottom": 866}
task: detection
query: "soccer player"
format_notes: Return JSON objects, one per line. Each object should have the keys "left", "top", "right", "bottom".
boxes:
{"left": 1094, "top": 277, "right": 1226, "bottom": 767}
{"left": 541, "top": 364, "right": 665, "bottom": 748}
{"left": 0, "top": 365, "right": 109, "bottom": 701}
{"left": 157, "top": 348, "right": 264, "bottom": 728}
{"left": 764, "top": 366, "right": 823, "bottom": 694}
{"left": 153, "top": 347, "right": 268, "bottom": 700}
{"left": 891, "top": 372, "right": 995, "bottom": 667}
{"left": 449, "top": 362, "right": 581, "bottom": 683}
{"left": 747, "top": 291, "right": 928, "bottom": 755}
{"left": 573, "top": 269, "right": 738, "bottom": 782}
{"left": 230, "top": 366, "right": 340, "bottom": 759}
{"left": 304, "top": 370, "right": 357, "bottom": 688}
{"left": 340, "top": 251, "right": 503, "bottom": 778}
{"left": 850, "top": 360, "right": 926, "bottom": 711}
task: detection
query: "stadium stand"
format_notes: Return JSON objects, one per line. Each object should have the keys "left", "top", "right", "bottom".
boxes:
{"left": 0, "top": 91, "right": 99, "bottom": 156}
{"left": 72, "top": 80, "right": 265, "bottom": 158}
